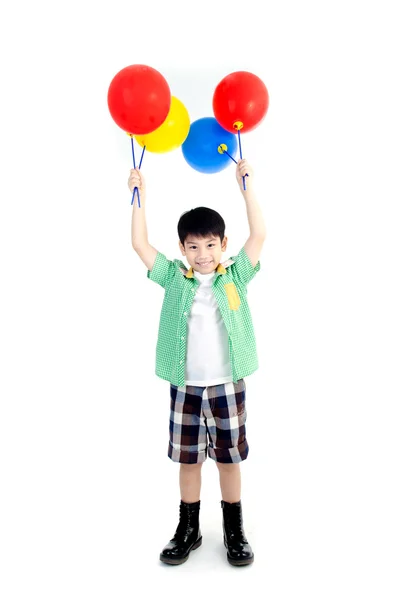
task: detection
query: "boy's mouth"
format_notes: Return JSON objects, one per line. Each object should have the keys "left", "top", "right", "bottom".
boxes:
{"left": 197, "top": 261, "right": 213, "bottom": 267}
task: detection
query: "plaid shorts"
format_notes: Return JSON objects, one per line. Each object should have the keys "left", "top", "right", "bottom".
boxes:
{"left": 168, "top": 379, "right": 248, "bottom": 464}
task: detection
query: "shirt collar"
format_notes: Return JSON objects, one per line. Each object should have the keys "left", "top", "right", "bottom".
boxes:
{"left": 179, "top": 259, "right": 235, "bottom": 279}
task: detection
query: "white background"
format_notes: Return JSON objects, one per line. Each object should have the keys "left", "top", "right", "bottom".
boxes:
{"left": 1, "top": 0, "right": 396, "bottom": 598}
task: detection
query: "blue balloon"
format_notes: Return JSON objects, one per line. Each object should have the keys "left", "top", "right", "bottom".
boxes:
{"left": 181, "top": 117, "right": 238, "bottom": 174}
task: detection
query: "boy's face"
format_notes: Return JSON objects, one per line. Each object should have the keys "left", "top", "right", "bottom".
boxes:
{"left": 179, "top": 234, "right": 228, "bottom": 274}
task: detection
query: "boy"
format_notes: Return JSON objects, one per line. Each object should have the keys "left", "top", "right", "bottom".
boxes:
{"left": 129, "top": 159, "right": 266, "bottom": 566}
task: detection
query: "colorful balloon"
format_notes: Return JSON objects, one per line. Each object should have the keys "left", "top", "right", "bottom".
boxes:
{"left": 182, "top": 117, "right": 237, "bottom": 174}
{"left": 135, "top": 96, "right": 190, "bottom": 153}
{"left": 213, "top": 71, "right": 269, "bottom": 133}
{"left": 107, "top": 64, "right": 171, "bottom": 135}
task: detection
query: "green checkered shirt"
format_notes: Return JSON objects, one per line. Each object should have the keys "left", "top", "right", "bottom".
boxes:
{"left": 147, "top": 246, "right": 260, "bottom": 387}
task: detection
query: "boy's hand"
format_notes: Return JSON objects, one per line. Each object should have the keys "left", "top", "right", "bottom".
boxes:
{"left": 236, "top": 159, "right": 253, "bottom": 192}
{"left": 128, "top": 168, "right": 146, "bottom": 196}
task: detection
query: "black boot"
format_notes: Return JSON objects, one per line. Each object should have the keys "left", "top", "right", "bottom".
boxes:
{"left": 160, "top": 500, "right": 202, "bottom": 565}
{"left": 221, "top": 500, "right": 254, "bottom": 566}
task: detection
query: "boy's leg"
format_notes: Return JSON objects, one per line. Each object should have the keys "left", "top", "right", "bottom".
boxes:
{"left": 216, "top": 462, "right": 241, "bottom": 503}
{"left": 180, "top": 463, "right": 203, "bottom": 503}
{"left": 160, "top": 385, "right": 206, "bottom": 565}
{"left": 216, "top": 461, "right": 254, "bottom": 566}
{"left": 204, "top": 379, "right": 253, "bottom": 566}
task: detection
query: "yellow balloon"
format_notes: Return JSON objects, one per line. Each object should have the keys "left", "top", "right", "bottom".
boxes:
{"left": 135, "top": 96, "right": 190, "bottom": 153}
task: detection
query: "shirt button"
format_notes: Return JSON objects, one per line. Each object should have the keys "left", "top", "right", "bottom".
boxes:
{"left": 180, "top": 360, "right": 183, "bottom": 365}
{"left": 183, "top": 312, "right": 187, "bottom": 316}
{"left": 181, "top": 336, "right": 185, "bottom": 341}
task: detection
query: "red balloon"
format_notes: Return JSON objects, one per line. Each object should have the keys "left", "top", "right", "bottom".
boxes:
{"left": 107, "top": 64, "right": 171, "bottom": 135}
{"left": 213, "top": 71, "right": 269, "bottom": 133}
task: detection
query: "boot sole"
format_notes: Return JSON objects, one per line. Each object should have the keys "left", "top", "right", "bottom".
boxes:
{"left": 224, "top": 540, "right": 254, "bottom": 566}
{"left": 159, "top": 537, "right": 202, "bottom": 565}
{"left": 227, "top": 554, "right": 254, "bottom": 566}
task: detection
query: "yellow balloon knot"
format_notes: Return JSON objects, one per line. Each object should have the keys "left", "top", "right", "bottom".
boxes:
{"left": 218, "top": 143, "right": 228, "bottom": 154}
{"left": 233, "top": 121, "right": 244, "bottom": 131}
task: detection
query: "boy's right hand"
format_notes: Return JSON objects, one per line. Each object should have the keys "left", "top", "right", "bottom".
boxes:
{"left": 128, "top": 168, "right": 146, "bottom": 195}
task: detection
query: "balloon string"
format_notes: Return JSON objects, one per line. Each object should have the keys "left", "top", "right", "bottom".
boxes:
{"left": 237, "top": 130, "right": 246, "bottom": 191}
{"left": 131, "top": 144, "right": 146, "bottom": 207}
{"left": 223, "top": 149, "right": 238, "bottom": 164}
{"left": 130, "top": 137, "right": 141, "bottom": 208}
{"left": 139, "top": 145, "right": 146, "bottom": 168}
{"left": 222, "top": 142, "right": 249, "bottom": 184}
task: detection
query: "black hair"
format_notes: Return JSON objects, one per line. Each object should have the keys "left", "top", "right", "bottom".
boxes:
{"left": 177, "top": 207, "right": 225, "bottom": 246}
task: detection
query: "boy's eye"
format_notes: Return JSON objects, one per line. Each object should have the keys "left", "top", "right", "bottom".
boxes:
{"left": 189, "top": 244, "right": 214, "bottom": 249}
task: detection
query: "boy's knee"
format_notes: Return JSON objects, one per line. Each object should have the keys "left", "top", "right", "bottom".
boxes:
{"left": 216, "top": 462, "right": 239, "bottom": 471}
{"left": 180, "top": 463, "right": 203, "bottom": 471}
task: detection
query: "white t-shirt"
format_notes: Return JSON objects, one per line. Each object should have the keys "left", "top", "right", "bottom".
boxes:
{"left": 184, "top": 269, "right": 233, "bottom": 387}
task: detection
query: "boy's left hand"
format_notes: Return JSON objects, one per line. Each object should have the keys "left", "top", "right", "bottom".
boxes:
{"left": 236, "top": 159, "right": 253, "bottom": 192}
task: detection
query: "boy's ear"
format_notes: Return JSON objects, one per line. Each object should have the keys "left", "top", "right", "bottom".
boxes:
{"left": 221, "top": 236, "right": 228, "bottom": 251}
{"left": 179, "top": 241, "right": 186, "bottom": 255}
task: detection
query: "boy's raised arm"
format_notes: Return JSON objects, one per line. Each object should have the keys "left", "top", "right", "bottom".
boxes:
{"left": 236, "top": 159, "right": 266, "bottom": 268}
{"left": 129, "top": 168, "right": 158, "bottom": 271}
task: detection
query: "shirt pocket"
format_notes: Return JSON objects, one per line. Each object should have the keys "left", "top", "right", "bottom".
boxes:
{"left": 224, "top": 283, "right": 241, "bottom": 311}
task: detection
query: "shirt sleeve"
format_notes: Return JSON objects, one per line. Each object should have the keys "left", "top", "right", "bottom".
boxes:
{"left": 230, "top": 246, "right": 261, "bottom": 287}
{"left": 147, "top": 251, "right": 176, "bottom": 289}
